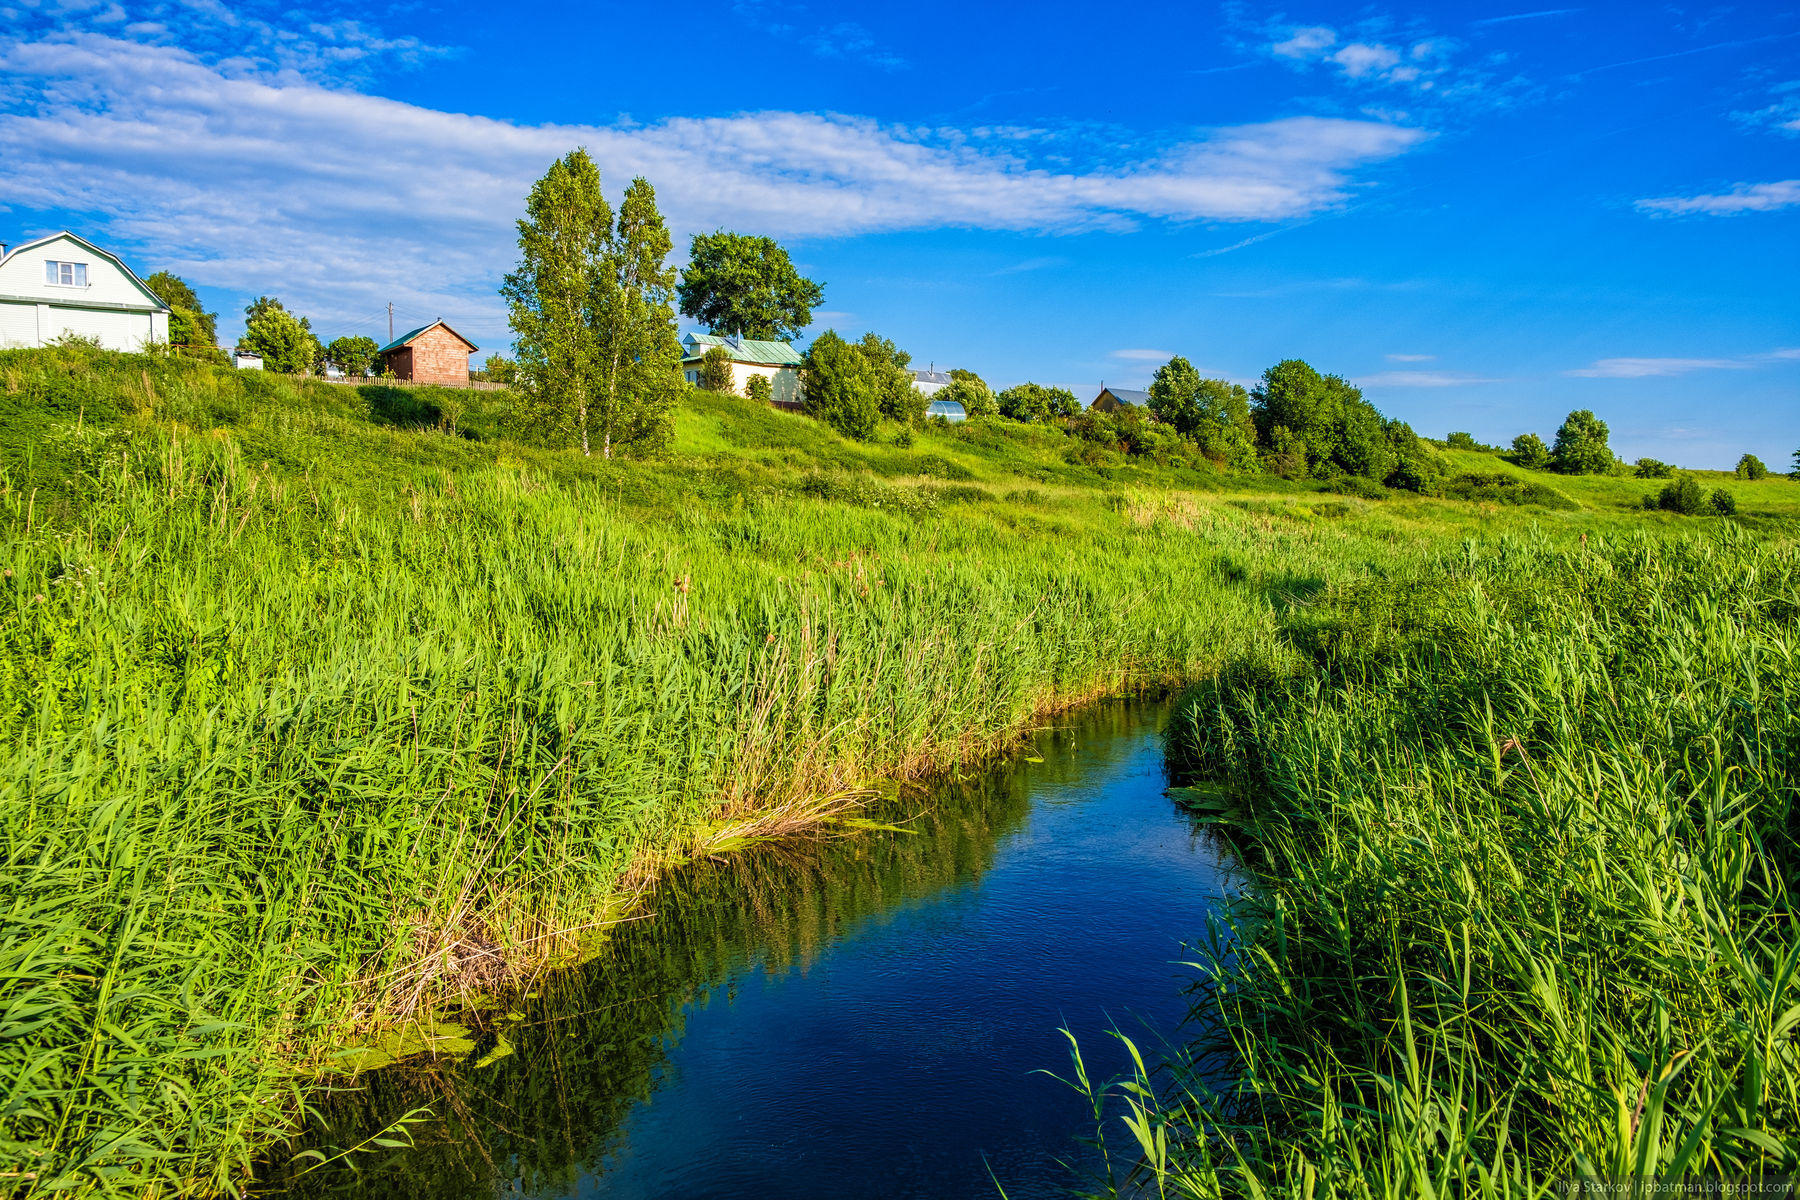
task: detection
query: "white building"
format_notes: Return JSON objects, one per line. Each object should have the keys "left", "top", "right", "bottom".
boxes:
{"left": 679, "top": 333, "right": 803, "bottom": 404}
{"left": 233, "top": 350, "right": 265, "bottom": 371}
{"left": 0, "top": 231, "right": 170, "bottom": 351}
{"left": 912, "top": 368, "right": 952, "bottom": 397}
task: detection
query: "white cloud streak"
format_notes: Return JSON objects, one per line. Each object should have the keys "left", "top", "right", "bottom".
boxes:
{"left": 0, "top": 33, "right": 1428, "bottom": 342}
{"left": 1385, "top": 352, "right": 1436, "bottom": 361}
{"left": 1635, "top": 180, "right": 1800, "bottom": 216}
{"left": 1565, "top": 349, "right": 1799, "bottom": 377}
{"left": 1354, "top": 370, "right": 1502, "bottom": 387}
{"left": 1109, "top": 348, "right": 1177, "bottom": 362}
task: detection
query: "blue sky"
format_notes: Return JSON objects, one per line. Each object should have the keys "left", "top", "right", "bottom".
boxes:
{"left": 1, "top": 1, "right": 1795, "bottom": 466}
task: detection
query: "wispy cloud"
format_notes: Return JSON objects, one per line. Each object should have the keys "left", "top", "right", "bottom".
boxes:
{"left": 0, "top": 33, "right": 1429, "bottom": 341}
{"left": 1635, "top": 180, "right": 1800, "bottom": 216}
{"left": 1355, "top": 370, "right": 1501, "bottom": 387}
{"left": 1109, "top": 348, "right": 1176, "bottom": 362}
{"left": 1566, "top": 349, "right": 1798, "bottom": 377}
{"left": 1733, "top": 80, "right": 1800, "bottom": 137}
{"left": 992, "top": 256, "right": 1067, "bottom": 275}
{"left": 1256, "top": 17, "right": 1525, "bottom": 106}
{"left": 1471, "top": 9, "right": 1580, "bottom": 27}
{"left": 804, "top": 21, "right": 907, "bottom": 71}
{"left": 1385, "top": 352, "right": 1436, "bottom": 362}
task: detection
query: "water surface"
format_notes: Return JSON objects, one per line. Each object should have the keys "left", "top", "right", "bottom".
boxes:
{"left": 271, "top": 700, "right": 1232, "bottom": 1199}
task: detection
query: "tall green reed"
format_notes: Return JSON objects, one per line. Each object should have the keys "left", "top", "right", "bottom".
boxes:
{"left": 1086, "top": 528, "right": 1799, "bottom": 1196}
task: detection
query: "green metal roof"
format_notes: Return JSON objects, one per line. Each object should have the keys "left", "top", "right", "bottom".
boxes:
{"left": 680, "top": 332, "right": 803, "bottom": 366}
{"left": 378, "top": 325, "right": 432, "bottom": 355}
{"left": 378, "top": 320, "right": 479, "bottom": 355}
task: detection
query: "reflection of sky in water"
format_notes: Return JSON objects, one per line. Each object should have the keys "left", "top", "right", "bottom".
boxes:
{"left": 272, "top": 701, "right": 1235, "bottom": 1200}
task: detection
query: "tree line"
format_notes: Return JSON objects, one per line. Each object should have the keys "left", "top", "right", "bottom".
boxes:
{"left": 135, "top": 149, "right": 1800, "bottom": 484}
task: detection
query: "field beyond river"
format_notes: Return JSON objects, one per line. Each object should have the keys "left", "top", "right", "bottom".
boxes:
{"left": 2, "top": 346, "right": 1796, "bottom": 1196}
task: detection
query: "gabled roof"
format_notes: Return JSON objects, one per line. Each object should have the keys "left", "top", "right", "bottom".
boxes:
{"left": 680, "top": 332, "right": 803, "bottom": 366}
{"left": 913, "top": 369, "right": 952, "bottom": 385}
{"left": 379, "top": 319, "right": 479, "bottom": 355}
{"left": 1095, "top": 386, "right": 1150, "bottom": 407}
{"left": 0, "top": 230, "right": 170, "bottom": 311}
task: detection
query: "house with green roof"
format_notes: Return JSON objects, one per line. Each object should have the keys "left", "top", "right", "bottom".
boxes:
{"left": 680, "top": 332, "right": 803, "bottom": 405}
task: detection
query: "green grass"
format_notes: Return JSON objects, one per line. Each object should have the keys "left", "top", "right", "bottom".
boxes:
{"left": 1, "top": 344, "right": 1795, "bottom": 1196}
{"left": 1077, "top": 528, "right": 1800, "bottom": 1195}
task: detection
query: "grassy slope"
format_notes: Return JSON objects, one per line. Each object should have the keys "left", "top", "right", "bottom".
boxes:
{"left": 1, "top": 346, "right": 1796, "bottom": 1196}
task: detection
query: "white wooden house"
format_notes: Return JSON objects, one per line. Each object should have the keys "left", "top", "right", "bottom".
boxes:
{"left": 0, "top": 232, "right": 170, "bottom": 351}
{"left": 679, "top": 333, "right": 803, "bottom": 403}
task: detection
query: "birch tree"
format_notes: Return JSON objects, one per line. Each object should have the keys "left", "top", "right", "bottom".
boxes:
{"left": 503, "top": 151, "right": 613, "bottom": 456}
{"left": 504, "top": 153, "right": 680, "bottom": 458}
{"left": 597, "top": 177, "right": 680, "bottom": 456}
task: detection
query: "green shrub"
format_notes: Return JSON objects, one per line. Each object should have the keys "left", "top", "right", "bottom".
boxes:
{"left": 1711, "top": 487, "right": 1738, "bottom": 515}
{"left": 800, "top": 331, "right": 880, "bottom": 440}
{"left": 745, "top": 373, "right": 772, "bottom": 404}
{"left": 1736, "top": 453, "right": 1767, "bottom": 480}
{"left": 1441, "top": 471, "right": 1577, "bottom": 509}
{"left": 1656, "top": 474, "right": 1707, "bottom": 514}
{"left": 1634, "top": 457, "right": 1674, "bottom": 478}
{"left": 1509, "top": 431, "right": 1550, "bottom": 469}
{"left": 698, "top": 346, "right": 736, "bottom": 393}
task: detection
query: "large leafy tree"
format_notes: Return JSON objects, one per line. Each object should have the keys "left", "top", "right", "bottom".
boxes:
{"left": 935, "top": 369, "right": 996, "bottom": 417}
{"left": 324, "top": 335, "right": 379, "bottom": 376}
{"left": 503, "top": 152, "right": 680, "bottom": 458}
{"left": 1736, "top": 454, "right": 1768, "bottom": 480}
{"left": 240, "top": 299, "right": 319, "bottom": 373}
{"left": 997, "top": 382, "right": 1079, "bottom": 423}
{"left": 145, "top": 271, "right": 218, "bottom": 351}
{"left": 857, "top": 333, "right": 924, "bottom": 424}
{"left": 1148, "top": 356, "right": 1255, "bottom": 466}
{"left": 1551, "top": 409, "right": 1613, "bottom": 474}
{"left": 1251, "top": 359, "right": 1388, "bottom": 480}
{"left": 677, "top": 233, "right": 823, "bottom": 341}
{"left": 802, "top": 330, "right": 880, "bottom": 440}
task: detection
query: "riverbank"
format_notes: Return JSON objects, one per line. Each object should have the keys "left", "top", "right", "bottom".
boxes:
{"left": 1126, "top": 528, "right": 1800, "bottom": 1190}
{"left": 3, "top": 346, "right": 1793, "bottom": 1196}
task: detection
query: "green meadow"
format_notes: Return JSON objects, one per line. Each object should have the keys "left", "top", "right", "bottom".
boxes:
{"left": 1, "top": 345, "right": 1795, "bottom": 1195}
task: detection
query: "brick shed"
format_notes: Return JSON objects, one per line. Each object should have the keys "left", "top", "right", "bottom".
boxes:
{"left": 378, "top": 320, "right": 479, "bottom": 386}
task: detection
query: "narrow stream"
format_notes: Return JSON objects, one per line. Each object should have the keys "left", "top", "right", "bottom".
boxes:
{"left": 267, "top": 699, "right": 1234, "bottom": 1199}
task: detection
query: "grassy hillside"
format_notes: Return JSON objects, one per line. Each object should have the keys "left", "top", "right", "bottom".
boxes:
{"left": 1, "top": 345, "right": 1794, "bottom": 1196}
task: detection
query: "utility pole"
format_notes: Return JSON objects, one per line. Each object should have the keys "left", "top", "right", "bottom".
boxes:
{"left": 387, "top": 302, "right": 394, "bottom": 343}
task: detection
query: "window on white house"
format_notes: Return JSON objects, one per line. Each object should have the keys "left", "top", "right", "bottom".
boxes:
{"left": 45, "top": 261, "right": 89, "bottom": 287}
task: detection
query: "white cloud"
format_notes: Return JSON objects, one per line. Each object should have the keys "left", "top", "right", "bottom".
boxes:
{"left": 1732, "top": 80, "right": 1800, "bottom": 136}
{"left": 1272, "top": 26, "right": 1337, "bottom": 58}
{"left": 1354, "top": 371, "right": 1501, "bottom": 387}
{"left": 1563, "top": 350, "right": 1800, "bottom": 377}
{"left": 1258, "top": 20, "right": 1523, "bottom": 106}
{"left": 1332, "top": 43, "right": 1402, "bottom": 80}
{"left": 0, "top": 33, "right": 1428, "bottom": 344}
{"left": 1385, "top": 352, "right": 1435, "bottom": 361}
{"left": 1109, "top": 348, "right": 1177, "bottom": 362}
{"left": 1635, "top": 181, "right": 1800, "bottom": 216}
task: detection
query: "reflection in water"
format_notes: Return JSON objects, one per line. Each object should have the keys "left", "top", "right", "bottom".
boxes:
{"left": 263, "top": 700, "right": 1232, "bottom": 1199}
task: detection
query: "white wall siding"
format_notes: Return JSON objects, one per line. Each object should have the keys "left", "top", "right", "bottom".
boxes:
{"left": 0, "top": 300, "right": 36, "bottom": 348}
